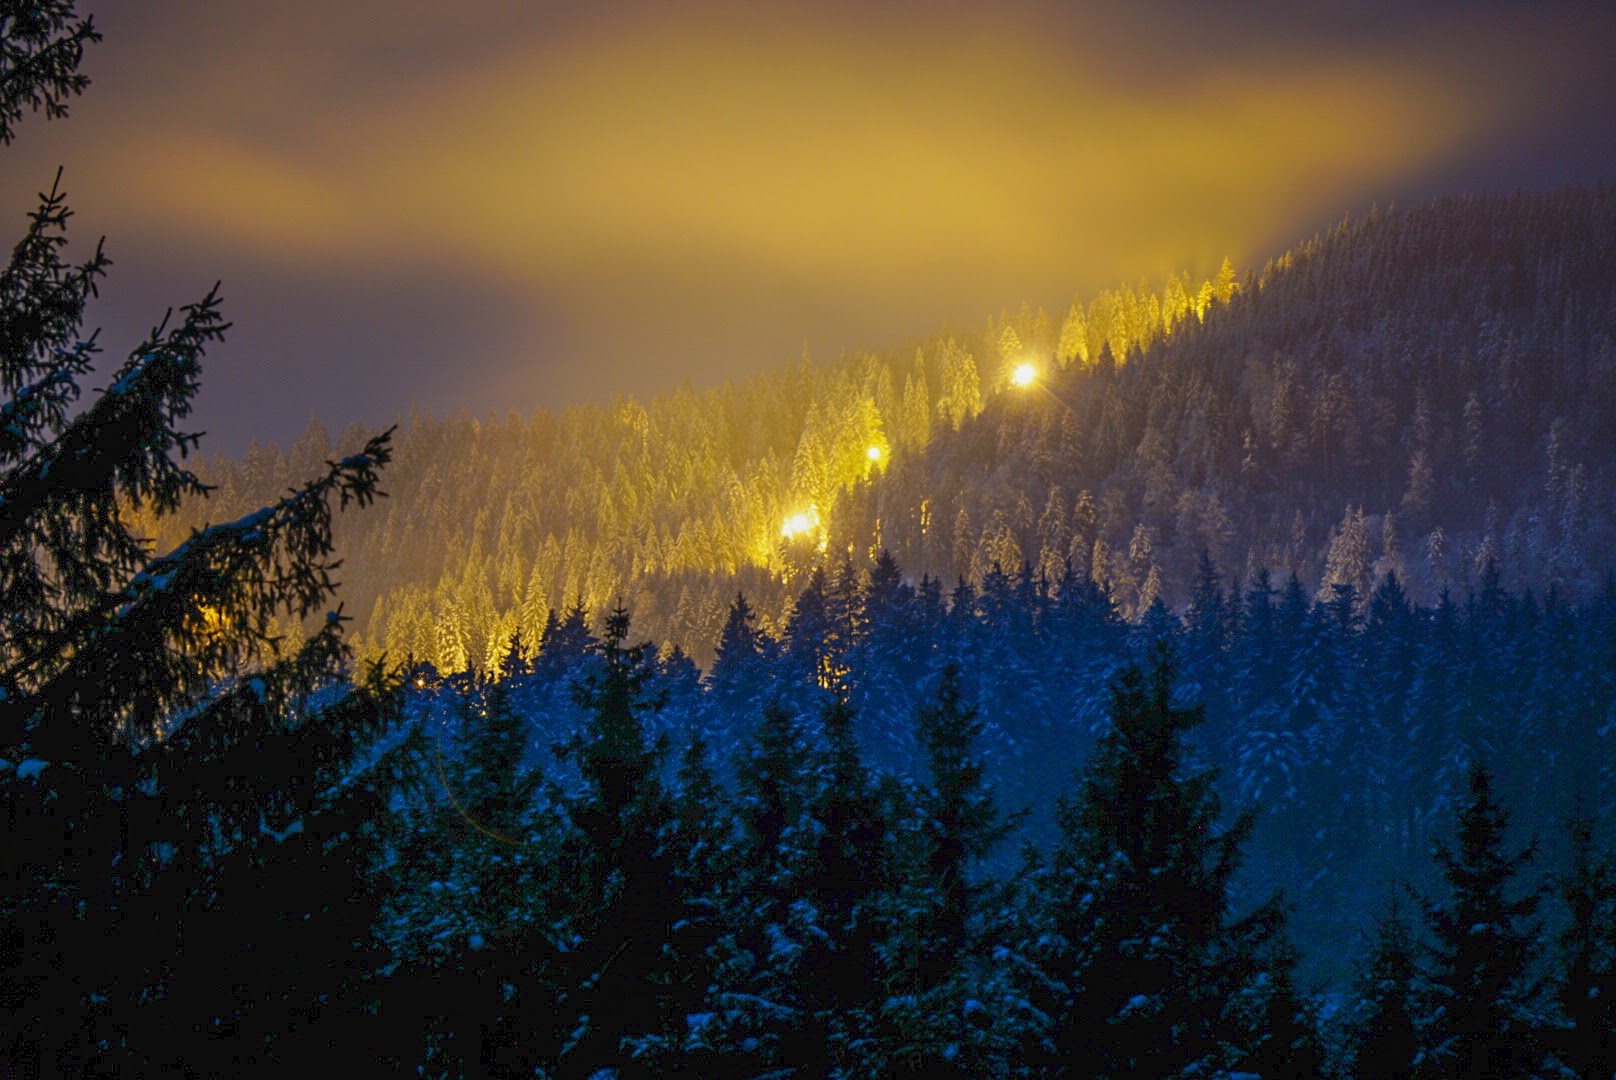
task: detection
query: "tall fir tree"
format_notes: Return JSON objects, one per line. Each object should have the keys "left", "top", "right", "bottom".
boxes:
{"left": 880, "top": 663, "right": 1021, "bottom": 1077}
{"left": 1552, "top": 807, "right": 1616, "bottom": 1080}
{"left": 1418, "top": 763, "right": 1547, "bottom": 1080}
{"left": 1344, "top": 896, "right": 1431, "bottom": 1080}
{"left": 1036, "top": 650, "right": 1298, "bottom": 1079}
{"left": 1, "top": 6, "right": 408, "bottom": 1071}
{"left": 797, "top": 695, "right": 893, "bottom": 1077}
{"left": 552, "top": 603, "right": 679, "bottom": 1078}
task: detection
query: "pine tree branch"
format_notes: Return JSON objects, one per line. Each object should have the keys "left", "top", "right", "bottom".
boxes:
{"left": 5, "top": 430, "right": 393, "bottom": 757}
{"left": 0, "top": 2, "right": 98, "bottom": 145}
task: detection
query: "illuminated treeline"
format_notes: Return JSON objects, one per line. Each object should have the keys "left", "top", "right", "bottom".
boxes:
{"left": 149, "top": 188, "right": 1616, "bottom": 672}
{"left": 141, "top": 266, "right": 1236, "bottom": 672}
{"left": 367, "top": 573, "right": 1616, "bottom": 1076}
{"left": 852, "top": 189, "right": 1616, "bottom": 625}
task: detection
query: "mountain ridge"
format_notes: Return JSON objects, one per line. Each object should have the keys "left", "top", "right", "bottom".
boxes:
{"left": 142, "top": 185, "right": 1616, "bottom": 669}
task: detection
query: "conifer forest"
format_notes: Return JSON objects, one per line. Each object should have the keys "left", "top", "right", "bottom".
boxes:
{"left": 5, "top": 4, "right": 1616, "bottom": 1077}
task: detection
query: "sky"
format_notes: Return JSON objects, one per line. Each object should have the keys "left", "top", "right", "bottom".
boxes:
{"left": 5, "top": 0, "right": 1616, "bottom": 454}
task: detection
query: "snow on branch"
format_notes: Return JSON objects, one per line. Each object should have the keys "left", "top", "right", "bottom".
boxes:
{"left": 7, "top": 427, "right": 393, "bottom": 755}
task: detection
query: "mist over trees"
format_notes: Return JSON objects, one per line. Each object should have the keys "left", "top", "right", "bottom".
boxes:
{"left": 160, "top": 187, "right": 1616, "bottom": 674}
{"left": 6, "top": 3, "right": 1616, "bottom": 1074}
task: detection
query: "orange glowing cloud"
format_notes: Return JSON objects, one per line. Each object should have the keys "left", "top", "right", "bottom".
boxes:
{"left": 345, "top": 18, "right": 1486, "bottom": 290}
{"left": 5, "top": 0, "right": 1605, "bottom": 418}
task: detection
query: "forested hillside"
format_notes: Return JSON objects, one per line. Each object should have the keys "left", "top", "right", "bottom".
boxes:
{"left": 340, "top": 558, "right": 1616, "bottom": 1077}
{"left": 396, "top": 548, "right": 1616, "bottom": 990}
{"left": 874, "top": 189, "right": 1616, "bottom": 622}
{"left": 12, "top": 4, "right": 1616, "bottom": 1073}
{"left": 150, "top": 187, "right": 1616, "bottom": 672}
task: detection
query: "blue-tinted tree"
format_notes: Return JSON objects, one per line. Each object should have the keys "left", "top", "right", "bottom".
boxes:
{"left": 1418, "top": 763, "right": 1547, "bottom": 1079}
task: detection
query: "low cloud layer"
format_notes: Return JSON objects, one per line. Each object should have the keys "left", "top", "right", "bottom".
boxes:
{"left": 5, "top": 0, "right": 1612, "bottom": 449}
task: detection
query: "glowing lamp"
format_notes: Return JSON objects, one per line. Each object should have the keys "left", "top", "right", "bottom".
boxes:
{"left": 1011, "top": 362, "right": 1038, "bottom": 388}
{"left": 866, "top": 445, "right": 883, "bottom": 462}
{"left": 782, "top": 511, "right": 815, "bottom": 539}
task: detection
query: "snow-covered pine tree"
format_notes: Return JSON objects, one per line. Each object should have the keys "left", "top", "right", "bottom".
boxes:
{"left": 686, "top": 699, "right": 817, "bottom": 1072}
{"left": 1417, "top": 762, "right": 1548, "bottom": 1079}
{"left": 1342, "top": 896, "right": 1431, "bottom": 1080}
{"left": 709, "top": 591, "right": 767, "bottom": 701}
{"left": 796, "top": 695, "right": 894, "bottom": 1076}
{"left": 1034, "top": 649, "right": 1304, "bottom": 1079}
{"left": 877, "top": 663, "right": 1024, "bottom": 1077}
{"left": 382, "top": 672, "right": 560, "bottom": 1077}
{"left": 848, "top": 548, "right": 920, "bottom": 768}
{"left": 1, "top": 5, "right": 407, "bottom": 1071}
{"left": 1183, "top": 548, "right": 1232, "bottom": 709}
{"left": 703, "top": 589, "right": 776, "bottom": 763}
{"left": 549, "top": 603, "right": 680, "bottom": 1077}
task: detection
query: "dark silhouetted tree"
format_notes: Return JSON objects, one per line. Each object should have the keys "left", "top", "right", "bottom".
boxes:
{"left": 1419, "top": 763, "right": 1547, "bottom": 1080}
{"left": 1552, "top": 807, "right": 1616, "bottom": 1080}
{"left": 1037, "top": 650, "right": 1296, "bottom": 1078}
{"left": 1344, "top": 896, "right": 1430, "bottom": 1080}
{"left": 880, "top": 663, "right": 1020, "bottom": 1077}
{"left": 550, "top": 603, "right": 679, "bottom": 1078}
{"left": 1, "top": 6, "right": 404, "bottom": 1071}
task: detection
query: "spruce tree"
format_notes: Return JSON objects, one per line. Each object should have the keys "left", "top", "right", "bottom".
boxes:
{"left": 638, "top": 731, "right": 735, "bottom": 1074}
{"left": 534, "top": 597, "right": 596, "bottom": 677}
{"left": 914, "top": 664, "right": 1005, "bottom": 982}
{"left": 880, "top": 663, "right": 1020, "bottom": 1077}
{"left": 1345, "top": 896, "right": 1430, "bottom": 1080}
{"left": 798, "top": 695, "right": 891, "bottom": 1077}
{"left": 729, "top": 698, "right": 816, "bottom": 931}
{"left": 784, "top": 565, "right": 835, "bottom": 691}
{"left": 692, "top": 699, "right": 816, "bottom": 1074}
{"left": 1419, "top": 763, "right": 1547, "bottom": 1080}
{"left": 1038, "top": 649, "right": 1296, "bottom": 1079}
{"left": 455, "top": 670, "right": 540, "bottom": 834}
{"left": 707, "top": 590, "right": 771, "bottom": 748}
{"left": 1552, "top": 808, "right": 1615, "bottom": 1080}
{"left": 1226, "top": 931, "right": 1329, "bottom": 1080}
{"left": 384, "top": 675, "right": 557, "bottom": 1078}
{"left": 709, "top": 591, "right": 765, "bottom": 694}
{"left": 2, "top": 6, "right": 406, "bottom": 1071}
{"left": 1185, "top": 548, "right": 1232, "bottom": 698}
{"left": 850, "top": 548, "right": 920, "bottom": 768}
{"left": 551, "top": 603, "right": 679, "bottom": 1078}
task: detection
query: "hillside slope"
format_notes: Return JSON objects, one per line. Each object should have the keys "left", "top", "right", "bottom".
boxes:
{"left": 860, "top": 187, "right": 1616, "bottom": 623}
{"left": 148, "top": 187, "right": 1616, "bottom": 668}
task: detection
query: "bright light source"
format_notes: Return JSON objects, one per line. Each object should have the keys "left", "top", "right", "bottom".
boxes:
{"left": 1011, "top": 362, "right": 1038, "bottom": 388}
{"left": 782, "top": 510, "right": 817, "bottom": 539}
{"left": 866, "top": 445, "right": 883, "bottom": 462}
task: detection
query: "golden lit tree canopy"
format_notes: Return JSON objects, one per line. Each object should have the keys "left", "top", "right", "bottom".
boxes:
{"left": 138, "top": 187, "right": 1616, "bottom": 675}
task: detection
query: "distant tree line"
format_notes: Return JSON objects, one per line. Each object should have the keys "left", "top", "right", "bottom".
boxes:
{"left": 7, "top": 7, "right": 1614, "bottom": 1075}
{"left": 150, "top": 186, "right": 1616, "bottom": 672}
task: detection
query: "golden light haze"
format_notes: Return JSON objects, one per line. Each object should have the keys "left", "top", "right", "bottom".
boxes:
{"left": 84, "top": 12, "right": 1485, "bottom": 286}
{"left": 6, "top": 0, "right": 1612, "bottom": 445}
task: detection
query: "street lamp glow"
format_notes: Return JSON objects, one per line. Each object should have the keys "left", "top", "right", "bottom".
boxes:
{"left": 866, "top": 445, "right": 883, "bottom": 462}
{"left": 1011, "top": 362, "right": 1038, "bottom": 388}
{"left": 781, "top": 510, "right": 817, "bottom": 539}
